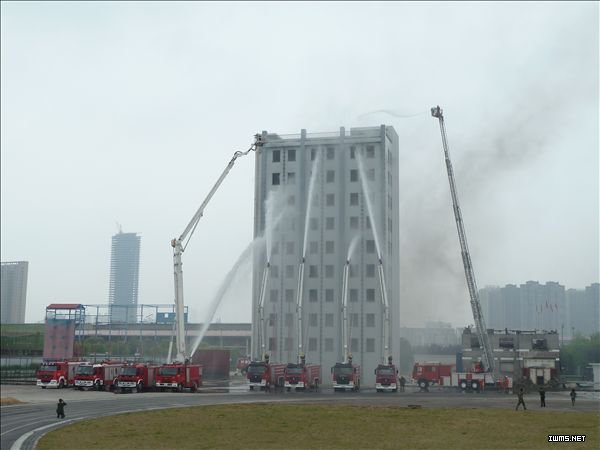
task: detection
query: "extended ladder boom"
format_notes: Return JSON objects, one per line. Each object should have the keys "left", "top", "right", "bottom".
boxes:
{"left": 170, "top": 135, "right": 263, "bottom": 362}
{"left": 431, "top": 106, "right": 494, "bottom": 373}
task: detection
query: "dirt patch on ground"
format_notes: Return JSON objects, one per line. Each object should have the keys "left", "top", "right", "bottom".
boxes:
{"left": 1, "top": 397, "right": 26, "bottom": 405}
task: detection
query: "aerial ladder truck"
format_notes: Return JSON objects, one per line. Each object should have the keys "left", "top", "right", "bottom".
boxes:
{"left": 170, "top": 135, "right": 263, "bottom": 363}
{"left": 431, "top": 106, "right": 496, "bottom": 383}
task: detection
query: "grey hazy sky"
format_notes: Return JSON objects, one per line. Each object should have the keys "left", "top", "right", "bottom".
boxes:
{"left": 1, "top": 2, "right": 598, "bottom": 327}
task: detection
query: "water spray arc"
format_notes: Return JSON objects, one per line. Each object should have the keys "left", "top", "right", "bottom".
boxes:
{"left": 258, "top": 261, "right": 270, "bottom": 359}
{"left": 296, "top": 153, "right": 321, "bottom": 362}
{"left": 356, "top": 152, "right": 391, "bottom": 364}
{"left": 341, "top": 235, "right": 360, "bottom": 363}
{"left": 189, "top": 237, "right": 262, "bottom": 358}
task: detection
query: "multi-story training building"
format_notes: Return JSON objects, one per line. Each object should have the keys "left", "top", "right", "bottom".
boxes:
{"left": 108, "top": 232, "right": 141, "bottom": 323}
{"left": 252, "top": 126, "right": 399, "bottom": 385}
{"left": 1, "top": 261, "right": 29, "bottom": 324}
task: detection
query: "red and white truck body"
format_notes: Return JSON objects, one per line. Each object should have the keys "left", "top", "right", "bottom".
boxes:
{"left": 374, "top": 364, "right": 398, "bottom": 392}
{"left": 236, "top": 357, "right": 251, "bottom": 374}
{"left": 284, "top": 363, "right": 321, "bottom": 391}
{"left": 155, "top": 363, "right": 202, "bottom": 392}
{"left": 331, "top": 362, "right": 361, "bottom": 392}
{"left": 450, "top": 371, "right": 495, "bottom": 391}
{"left": 412, "top": 362, "right": 455, "bottom": 389}
{"left": 74, "top": 362, "right": 123, "bottom": 391}
{"left": 412, "top": 361, "right": 502, "bottom": 391}
{"left": 36, "top": 361, "right": 83, "bottom": 389}
{"left": 246, "top": 361, "right": 286, "bottom": 390}
{"left": 116, "top": 363, "right": 159, "bottom": 392}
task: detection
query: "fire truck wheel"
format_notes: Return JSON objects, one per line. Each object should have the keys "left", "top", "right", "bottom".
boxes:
{"left": 459, "top": 380, "right": 468, "bottom": 390}
{"left": 137, "top": 382, "right": 144, "bottom": 393}
{"left": 78, "top": 387, "right": 84, "bottom": 391}
{"left": 286, "top": 387, "right": 291, "bottom": 392}
{"left": 471, "top": 381, "right": 480, "bottom": 391}
{"left": 249, "top": 386, "right": 254, "bottom": 391}
{"left": 418, "top": 379, "right": 429, "bottom": 389}
{"left": 41, "top": 386, "right": 46, "bottom": 389}
{"left": 377, "top": 389, "right": 382, "bottom": 393}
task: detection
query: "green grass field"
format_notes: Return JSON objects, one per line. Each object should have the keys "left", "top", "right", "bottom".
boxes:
{"left": 38, "top": 404, "right": 598, "bottom": 450}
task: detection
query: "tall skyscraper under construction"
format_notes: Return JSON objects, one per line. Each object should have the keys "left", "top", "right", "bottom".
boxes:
{"left": 108, "top": 231, "right": 141, "bottom": 323}
{"left": 252, "top": 126, "right": 400, "bottom": 385}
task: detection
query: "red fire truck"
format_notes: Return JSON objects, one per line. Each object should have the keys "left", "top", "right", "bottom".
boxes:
{"left": 116, "top": 363, "right": 159, "bottom": 393}
{"left": 331, "top": 360, "right": 361, "bottom": 392}
{"left": 246, "top": 355, "right": 286, "bottom": 391}
{"left": 74, "top": 362, "right": 123, "bottom": 391}
{"left": 36, "top": 360, "right": 83, "bottom": 389}
{"left": 412, "top": 361, "right": 500, "bottom": 391}
{"left": 412, "top": 362, "right": 455, "bottom": 390}
{"left": 155, "top": 362, "right": 202, "bottom": 392}
{"left": 284, "top": 359, "right": 321, "bottom": 391}
{"left": 236, "top": 356, "right": 251, "bottom": 375}
{"left": 374, "top": 360, "right": 399, "bottom": 392}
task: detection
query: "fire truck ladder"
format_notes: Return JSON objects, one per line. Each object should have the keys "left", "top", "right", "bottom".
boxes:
{"left": 431, "top": 106, "right": 495, "bottom": 373}
{"left": 171, "top": 134, "right": 263, "bottom": 363}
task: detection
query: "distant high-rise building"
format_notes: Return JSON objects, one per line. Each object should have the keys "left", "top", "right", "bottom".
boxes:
{"left": 252, "top": 126, "right": 400, "bottom": 385}
{"left": 108, "top": 232, "right": 141, "bottom": 323}
{"left": 480, "top": 281, "right": 599, "bottom": 338}
{"left": 1, "top": 261, "right": 28, "bottom": 324}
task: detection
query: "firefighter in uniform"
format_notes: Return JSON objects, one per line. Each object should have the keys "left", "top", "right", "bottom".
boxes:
{"left": 56, "top": 398, "right": 67, "bottom": 419}
{"left": 539, "top": 387, "right": 546, "bottom": 407}
{"left": 515, "top": 388, "right": 526, "bottom": 411}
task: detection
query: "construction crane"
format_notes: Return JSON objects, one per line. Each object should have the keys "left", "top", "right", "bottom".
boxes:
{"left": 431, "top": 106, "right": 495, "bottom": 373}
{"left": 170, "top": 134, "right": 264, "bottom": 363}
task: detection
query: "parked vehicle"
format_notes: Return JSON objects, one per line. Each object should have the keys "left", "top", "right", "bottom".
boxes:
{"left": 246, "top": 355, "right": 286, "bottom": 391}
{"left": 332, "top": 358, "right": 361, "bottom": 392}
{"left": 374, "top": 358, "right": 399, "bottom": 392}
{"left": 74, "top": 362, "right": 123, "bottom": 391}
{"left": 412, "top": 361, "right": 500, "bottom": 391}
{"left": 116, "top": 363, "right": 159, "bottom": 393}
{"left": 284, "top": 355, "right": 320, "bottom": 391}
{"left": 236, "top": 356, "right": 251, "bottom": 375}
{"left": 155, "top": 362, "right": 202, "bottom": 392}
{"left": 36, "top": 360, "right": 83, "bottom": 389}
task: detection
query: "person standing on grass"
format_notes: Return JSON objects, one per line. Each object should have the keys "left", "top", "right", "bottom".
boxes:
{"left": 539, "top": 387, "right": 546, "bottom": 407}
{"left": 515, "top": 388, "right": 526, "bottom": 410}
{"left": 570, "top": 388, "right": 576, "bottom": 407}
{"left": 56, "top": 398, "right": 67, "bottom": 419}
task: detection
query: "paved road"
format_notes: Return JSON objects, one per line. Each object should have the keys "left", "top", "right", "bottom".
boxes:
{"left": 2, "top": 385, "right": 598, "bottom": 450}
